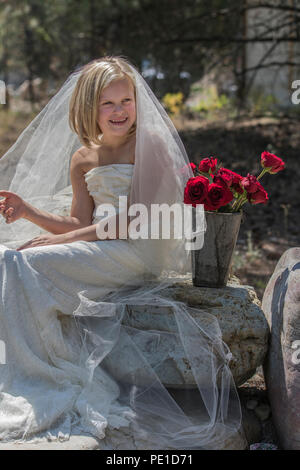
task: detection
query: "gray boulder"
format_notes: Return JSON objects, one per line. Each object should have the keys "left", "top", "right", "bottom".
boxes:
{"left": 262, "top": 247, "right": 300, "bottom": 450}
{"left": 117, "top": 275, "right": 269, "bottom": 388}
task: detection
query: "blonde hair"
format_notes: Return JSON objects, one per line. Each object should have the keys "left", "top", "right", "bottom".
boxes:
{"left": 69, "top": 56, "right": 137, "bottom": 148}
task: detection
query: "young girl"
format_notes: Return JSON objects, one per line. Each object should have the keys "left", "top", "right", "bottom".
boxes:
{"left": 0, "top": 57, "right": 243, "bottom": 449}
{"left": 0, "top": 59, "right": 137, "bottom": 250}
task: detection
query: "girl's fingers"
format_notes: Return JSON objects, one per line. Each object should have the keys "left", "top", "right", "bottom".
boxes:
{"left": 16, "top": 243, "right": 30, "bottom": 251}
{"left": 2, "top": 208, "right": 14, "bottom": 219}
{"left": 16, "top": 238, "right": 39, "bottom": 251}
{"left": 2, "top": 208, "right": 14, "bottom": 223}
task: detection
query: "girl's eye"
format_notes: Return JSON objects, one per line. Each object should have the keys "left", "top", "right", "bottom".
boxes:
{"left": 101, "top": 99, "right": 132, "bottom": 105}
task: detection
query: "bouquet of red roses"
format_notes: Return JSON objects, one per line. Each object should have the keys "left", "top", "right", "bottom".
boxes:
{"left": 183, "top": 151, "right": 285, "bottom": 212}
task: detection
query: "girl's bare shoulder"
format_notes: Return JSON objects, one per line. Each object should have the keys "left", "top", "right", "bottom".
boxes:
{"left": 72, "top": 145, "right": 100, "bottom": 173}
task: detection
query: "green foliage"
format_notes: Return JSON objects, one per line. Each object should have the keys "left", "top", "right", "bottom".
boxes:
{"left": 162, "top": 92, "right": 184, "bottom": 115}
{"left": 191, "top": 85, "right": 232, "bottom": 117}
{"left": 190, "top": 85, "right": 203, "bottom": 94}
{"left": 247, "top": 86, "right": 278, "bottom": 116}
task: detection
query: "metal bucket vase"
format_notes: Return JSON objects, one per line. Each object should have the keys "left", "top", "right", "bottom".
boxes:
{"left": 192, "top": 210, "right": 242, "bottom": 288}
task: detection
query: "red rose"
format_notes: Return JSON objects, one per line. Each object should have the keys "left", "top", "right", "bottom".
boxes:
{"left": 184, "top": 176, "right": 209, "bottom": 207}
{"left": 198, "top": 157, "right": 218, "bottom": 174}
{"left": 212, "top": 174, "right": 228, "bottom": 187}
{"left": 204, "top": 183, "right": 234, "bottom": 211}
{"left": 261, "top": 151, "right": 285, "bottom": 174}
{"left": 240, "top": 173, "right": 260, "bottom": 193}
{"left": 213, "top": 168, "right": 244, "bottom": 194}
{"left": 247, "top": 181, "right": 269, "bottom": 204}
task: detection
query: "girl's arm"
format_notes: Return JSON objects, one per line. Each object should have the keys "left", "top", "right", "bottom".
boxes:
{"left": 63, "top": 211, "right": 130, "bottom": 243}
{"left": 16, "top": 211, "right": 129, "bottom": 250}
{"left": 23, "top": 203, "right": 90, "bottom": 234}
{"left": 23, "top": 150, "right": 95, "bottom": 235}
{"left": 16, "top": 151, "right": 130, "bottom": 250}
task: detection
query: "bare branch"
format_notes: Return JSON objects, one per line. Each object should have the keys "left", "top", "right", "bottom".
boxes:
{"left": 245, "top": 2, "right": 300, "bottom": 15}
{"left": 163, "top": 36, "right": 300, "bottom": 44}
{"left": 238, "top": 61, "right": 300, "bottom": 73}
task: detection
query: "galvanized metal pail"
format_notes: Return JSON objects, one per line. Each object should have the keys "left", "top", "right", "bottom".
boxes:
{"left": 192, "top": 210, "right": 242, "bottom": 287}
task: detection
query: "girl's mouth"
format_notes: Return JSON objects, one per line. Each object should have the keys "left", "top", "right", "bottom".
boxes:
{"left": 109, "top": 117, "right": 128, "bottom": 126}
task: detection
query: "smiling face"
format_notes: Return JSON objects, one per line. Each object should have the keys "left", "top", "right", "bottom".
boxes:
{"left": 97, "top": 77, "right": 136, "bottom": 139}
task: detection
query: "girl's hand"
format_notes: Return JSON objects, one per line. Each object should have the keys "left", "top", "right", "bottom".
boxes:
{"left": 0, "top": 190, "right": 28, "bottom": 224}
{"left": 16, "top": 233, "right": 69, "bottom": 251}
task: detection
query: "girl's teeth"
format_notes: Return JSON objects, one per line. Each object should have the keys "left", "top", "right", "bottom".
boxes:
{"left": 110, "top": 118, "right": 127, "bottom": 124}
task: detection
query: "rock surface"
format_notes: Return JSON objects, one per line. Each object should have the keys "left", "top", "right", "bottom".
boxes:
{"left": 262, "top": 247, "right": 300, "bottom": 450}
{"left": 0, "top": 388, "right": 247, "bottom": 450}
{"left": 254, "top": 404, "right": 271, "bottom": 422}
{"left": 237, "top": 366, "right": 280, "bottom": 449}
{"left": 240, "top": 405, "right": 262, "bottom": 446}
{"left": 0, "top": 434, "right": 100, "bottom": 450}
{"left": 120, "top": 275, "right": 269, "bottom": 388}
{"left": 0, "top": 414, "right": 247, "bottom": 451}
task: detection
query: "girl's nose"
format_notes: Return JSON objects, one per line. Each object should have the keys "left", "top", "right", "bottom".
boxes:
{"left": 113, "top": 103, "right": 124, "bottom": 112}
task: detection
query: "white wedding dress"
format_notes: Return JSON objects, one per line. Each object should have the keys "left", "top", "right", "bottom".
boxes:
{"left": 0, "top": 163, "right": 243, "bottom": 449}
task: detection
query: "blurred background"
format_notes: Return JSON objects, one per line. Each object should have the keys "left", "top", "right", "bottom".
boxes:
{"left": 1, "top": 0, "right": 300, "bottom": 299}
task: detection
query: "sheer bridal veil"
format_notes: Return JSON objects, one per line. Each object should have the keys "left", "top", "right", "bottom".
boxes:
{"left": 0, "top": 57, "right": 202, "bottom": 276}
{"left": 0, "top": 57, "right": 243, "bottom": 449}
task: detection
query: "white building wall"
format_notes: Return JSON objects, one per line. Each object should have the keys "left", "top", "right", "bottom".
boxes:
{"left": 246, "top": 4, "right": 300, "bottom": 107}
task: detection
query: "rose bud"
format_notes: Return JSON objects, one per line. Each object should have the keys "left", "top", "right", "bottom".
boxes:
{"left": 184, "top": 176, "right": 210, "bottom": 207}
{"left": 199, "top": 157, "right": 218, "bottom": 174}
{"left": 204, "top": 182, "right": 234, "bottom": 211}
{"left": 261, "top": 151, "right": 285, "bottom": 174}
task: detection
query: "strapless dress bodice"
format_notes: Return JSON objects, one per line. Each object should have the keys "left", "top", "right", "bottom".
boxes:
{"left": 84, "top": 163, "right": 134, "bottom": 224}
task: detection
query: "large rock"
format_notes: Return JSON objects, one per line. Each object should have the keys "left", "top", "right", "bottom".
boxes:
{"left": 117, "top": 275, "right": 269, "bottom": 388}
{"left": 262, "top": 247, "right": 300, "bottom": 450}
